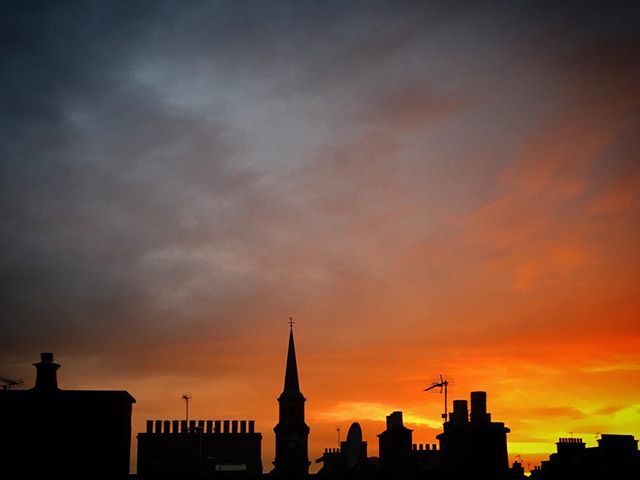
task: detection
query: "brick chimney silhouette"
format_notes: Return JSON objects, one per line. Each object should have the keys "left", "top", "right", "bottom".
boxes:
{"left": 33, "top": 352, "right": 60, "bottom": 391}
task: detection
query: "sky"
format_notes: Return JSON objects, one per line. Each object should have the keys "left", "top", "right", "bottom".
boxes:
{"left": 1, "top": 0, "right": 639, "bottom": 473}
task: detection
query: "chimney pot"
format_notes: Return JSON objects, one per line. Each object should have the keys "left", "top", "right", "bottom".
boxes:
{"left": 33, "top": 352, "right": 60, "bottom": 391}
{"left": 452, "top": 400, "right": 469, "bottom": 424}
{"left": 470, "top": 391, "right": 489, "bottom": 423}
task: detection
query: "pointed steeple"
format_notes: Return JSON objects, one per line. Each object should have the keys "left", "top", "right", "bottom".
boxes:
{"left": 283, "top": 325, "right": 301, "bottom": 394}
{"left": 274, "top": 320, "right": 310, "bottom": 475}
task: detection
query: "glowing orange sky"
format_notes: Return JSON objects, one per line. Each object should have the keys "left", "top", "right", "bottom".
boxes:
{"left": 1, "top": 2, "right": 639, "bottom": 475}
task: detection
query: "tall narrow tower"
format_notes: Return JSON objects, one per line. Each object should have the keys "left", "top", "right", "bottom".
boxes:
{"left": 273, "top": 322, "right": 310, "bottom": 475}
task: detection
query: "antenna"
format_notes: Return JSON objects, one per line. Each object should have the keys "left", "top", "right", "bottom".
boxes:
{"left": 424, "top": 374, "right": 449, "bottom": 421}
{"left": 182, "top": 393, "right": 192, "bottom": 424}
{"left": 0, "top": 376, "right": 24, "bottom": 390}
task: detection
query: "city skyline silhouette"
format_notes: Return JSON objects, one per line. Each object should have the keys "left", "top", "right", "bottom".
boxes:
{"left": 2, "top": 323, "right": 638, "bottom": 477}
{"left": 1, "top": 1, "right": 639, "bottom": 478}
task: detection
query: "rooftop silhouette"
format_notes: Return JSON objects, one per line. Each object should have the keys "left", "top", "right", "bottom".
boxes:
{"left": 1, "top": 341, "right": 638, "bottom": 479}
{"left": 0, "top": 352, "right": 135, "bottom": 479}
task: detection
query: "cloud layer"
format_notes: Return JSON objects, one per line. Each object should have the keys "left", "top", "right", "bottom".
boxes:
{"left": 1, "top": 1, "right": 639, "bottom": 472}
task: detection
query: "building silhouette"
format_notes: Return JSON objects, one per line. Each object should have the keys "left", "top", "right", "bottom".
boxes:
{"left": 530, "top": 434, "right": 640, "bottom": 479}
{"left": 316, "top": 422, "right": 377, "bottom": 477}
{"left": 317, "top": 395, "right": 520, "bottom": 480}
{"left": 378, "top": 411, "right": 415, "bottom": 474}
{"left": 0, "top": 352, "right": 135, "bottom": 478}
{"left": 377, "top": 411, "right": 441, "bottom": 476}
{"left": 137, "top": 418, "right": 262, "bottom": 476}
{"left": 272, "top": 324, "right": 310, "bottom": 475}
{"left": 2, "top": 348, "right": 638, "bottom": 479}
{"left": 437, "top": 391, "right": 511, "bottom": 479}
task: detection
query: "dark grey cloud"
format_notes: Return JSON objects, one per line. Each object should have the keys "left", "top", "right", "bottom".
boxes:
{"left": 1, "top": 0, "right": 639, "bottom": 379}
{"left": 1, "top": 2, "right": 266, "bottom": 357}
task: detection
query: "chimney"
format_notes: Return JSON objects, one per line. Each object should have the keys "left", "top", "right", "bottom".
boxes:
{"left": 386, "top": 411, "right": 404, "bottom": 429}
{"left": 470, "top": 391, "right": 490, "bottom": 423}
{"left": 33, "top": 352, "right": 60, "bottom": 391}
{"left": 452, "top": 400, "right": 469, "bottom": 425}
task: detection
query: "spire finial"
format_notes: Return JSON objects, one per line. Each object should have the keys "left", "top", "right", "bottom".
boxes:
{"left": 289, "top": 316, "right": 294, "bottom": 329}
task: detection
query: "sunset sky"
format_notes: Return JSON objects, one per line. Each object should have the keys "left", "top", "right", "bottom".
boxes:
{"left": 1, "top": 1, "right": 639, "bottom": 473}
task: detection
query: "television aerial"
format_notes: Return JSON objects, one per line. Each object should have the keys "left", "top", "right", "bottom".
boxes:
{"left": 0, "top": 375, "right": 23, "bottom": 390}
{"left": 424, "top": 374, "right": 449, "bottom": 421}
{"left": 182, "top": 393, "right": 192, "bottom": 423}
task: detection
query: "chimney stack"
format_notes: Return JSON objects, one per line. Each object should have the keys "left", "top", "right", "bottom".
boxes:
{"left": 33, "top": 352, "right": 60, "bottom": 391}
{"left": 452, "top": 399, "right": 469, "bottom": 425}
{"left": 386, "top": 411, "right": 404, "bottom": 429}
{"left": 470, "top": 391, "right": 490, "bottom": 423}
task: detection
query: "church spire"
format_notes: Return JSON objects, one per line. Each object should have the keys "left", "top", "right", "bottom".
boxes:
{"left": 273, "top": 319, "right": 310, "bottom": 475}
{"left": 283, "top": 320, "right": 301, "bottom": 394}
